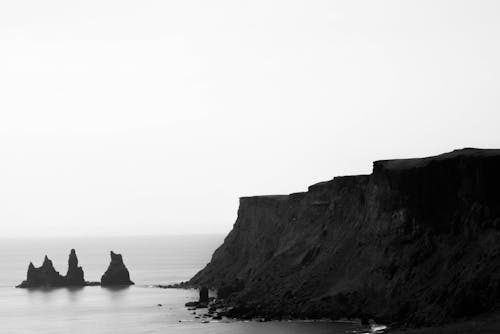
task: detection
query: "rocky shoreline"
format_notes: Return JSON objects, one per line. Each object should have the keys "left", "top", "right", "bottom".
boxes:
{"left": 187, "top": 149, "right": 500, "bottom": 328}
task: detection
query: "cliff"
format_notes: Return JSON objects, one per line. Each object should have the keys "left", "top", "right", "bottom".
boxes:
{"left": 190, "top": 148, "right": 500, "bottom": 326}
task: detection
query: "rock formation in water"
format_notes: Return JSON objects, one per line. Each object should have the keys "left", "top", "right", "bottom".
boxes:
{"left": 100, "top": 251, "right": 134, "bottom": 286}
{"left": 189, "top": 148, "right": 500, "bottom": 327}
{"left": 17, "top": 249, "right": 86, "bottom": 288}
{"left": 65, "top": 249, "right": 85, "bottom": 285}
{"left": 17, "top": 256, "right": 66, "bottom": 288}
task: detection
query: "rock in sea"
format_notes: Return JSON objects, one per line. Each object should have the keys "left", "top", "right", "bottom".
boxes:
{"left": 17, "top": 249, "right": 85, "bottom": 288}
{"left": 65, "top": 249, "right": 85, "bottom": 285}
{"left": 100, "top": 251, "right": 134, "bottom": 286}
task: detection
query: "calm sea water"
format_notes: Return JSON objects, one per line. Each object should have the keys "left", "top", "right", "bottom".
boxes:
{"left": 0, "top": 235, "right": 372, "bottom": 334}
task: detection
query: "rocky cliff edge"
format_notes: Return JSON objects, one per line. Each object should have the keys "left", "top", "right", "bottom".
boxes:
{"left": 189, "top": 148, "right": 500, "bottom": 327}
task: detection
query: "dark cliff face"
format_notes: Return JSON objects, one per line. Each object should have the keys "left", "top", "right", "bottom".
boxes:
{"left": 100, "top": 251, "right": 134, "bottom": 286}
{"left": 190, "top": 148, "right": 500, "bottom": 326}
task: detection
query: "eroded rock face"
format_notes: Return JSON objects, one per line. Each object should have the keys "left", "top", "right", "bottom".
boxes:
{"left": 100, "top": 251, "right": 134, "bottom": 286}
{"left": 189, "top": 148, "right": 500, "bottom": 327}
{"left": 65, "top": 249, "right": 85, "bottom": 285}
{"left": 18, "top": 252, "right": 80, "bottom": 288}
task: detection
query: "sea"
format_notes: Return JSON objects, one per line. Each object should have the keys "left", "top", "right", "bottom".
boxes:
{"left": 0, "top": 235, "right": 377, "bottom": 334}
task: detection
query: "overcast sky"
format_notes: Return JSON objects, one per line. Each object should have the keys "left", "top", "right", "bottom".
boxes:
{"left": 0, "top": 0, "right": 499, "bottom": 237}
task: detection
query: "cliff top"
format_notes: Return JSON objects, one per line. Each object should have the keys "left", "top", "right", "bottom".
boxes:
{"left": 240, "top": 195, "right": 289, "bottom": 201}
{"left": 239, "top": 148, "right": 500, "bottom": 201}
{"left": 374, "top": 148, "right": 500, "bottom": 171}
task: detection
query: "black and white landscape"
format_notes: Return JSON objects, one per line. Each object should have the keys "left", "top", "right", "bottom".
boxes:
{"left": 1, "top": 1, "right": 500, "bottom": 333}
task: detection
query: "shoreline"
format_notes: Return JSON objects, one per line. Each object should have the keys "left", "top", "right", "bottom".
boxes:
{"left": 187, "top": 149, "right": 500, "bottom": 330}
{"left": 155, "top": 284, "right": 389, "bottom": 331}
{"left": 156, "top": 284, "right": 500, "bottom": 333}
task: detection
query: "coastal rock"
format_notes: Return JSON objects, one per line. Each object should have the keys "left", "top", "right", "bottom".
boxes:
{"left": 100, "top": 251, "right": 134, "bottom": 286}
{"left": 17, "top": 254, "right": 75, "bottom": 288}
{"left": 65, "top": 249, "right": 85, "bottom": 285}
{"left": 184, "top": 287, "right": 211, "bottom": 309}
{"left": 189, "top": 148, "right": 500, "bottom": 327}
{"left": 199, "top": 286, "right": 209, "bottom": 303}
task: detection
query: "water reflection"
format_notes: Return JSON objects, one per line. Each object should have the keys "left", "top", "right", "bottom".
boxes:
{"left": 100, "top": 285, "right": 131, "bottom": 291}
{"left": 25, "top": 286, "right": 85, "bottom": 294}
{"left": 100, "top": 285, "right": 131, "bottom": 301}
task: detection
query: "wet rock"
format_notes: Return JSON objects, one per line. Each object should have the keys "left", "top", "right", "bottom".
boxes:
{"left": 155, "top": 281, "right": 189, "bottom": 289}
{"left": 100, "top": 251, "right": 134, "bottom": 286}
{"left": 196, "top": 302, "right": 208, "bottom": 309}
{"left": 184, "top": 286, "right": 211, "bottom": 310}
{"left": 199, "top": 286, "right": 209, "bottom": 303}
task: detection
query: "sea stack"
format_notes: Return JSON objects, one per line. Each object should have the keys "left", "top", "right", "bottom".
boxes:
{"left": 65, "top": 249, "right": 85, "bottom": 285}
{"left": 17, "top": 250, "right": 89, "bottom": 288}
{"left": 18, "top": 255, "right": 69, "bottom": 288}
{"left": 100, "top": 251, "right": 134, "bottom": 286}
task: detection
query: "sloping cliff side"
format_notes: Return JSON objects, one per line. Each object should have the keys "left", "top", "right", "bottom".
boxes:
{"left": 190, "top": 148, "right": 500, "bottom": 327}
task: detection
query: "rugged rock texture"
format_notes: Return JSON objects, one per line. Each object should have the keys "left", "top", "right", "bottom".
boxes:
{"left": 17, "top": 256, "right": 67, "bottom": 288}
{"left": 17, "top": 250, "right": 86, "bottom": 288}
{"left": 65, "top": 249, "right": 85, "bottom": 285}
{"left": 190, "top": 148, "right": 500, "bottom": 327}
{"left": 100, "top": 251, "right": 134, "bottom": 286}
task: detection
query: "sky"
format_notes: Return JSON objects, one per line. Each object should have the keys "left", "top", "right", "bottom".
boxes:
{"left": 0, "top": 0, "right": 499, "bottom": 237}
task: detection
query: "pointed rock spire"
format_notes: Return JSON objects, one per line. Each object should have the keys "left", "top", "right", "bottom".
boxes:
{"left": 65, "top": 249, "right": 85, "bottom": 285}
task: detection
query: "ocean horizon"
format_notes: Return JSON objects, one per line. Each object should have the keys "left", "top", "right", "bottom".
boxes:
{"left": 0, "top": 235, "right": 370, "bottom": 334}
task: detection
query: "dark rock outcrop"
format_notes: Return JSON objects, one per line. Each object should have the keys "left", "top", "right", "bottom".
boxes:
{"left": 17, "top": 256, "right": 67, "bottom": 288}
{"left": 65, "top": 249, "right": 85, "bottom": 285}
{"left": 17, "top": 250, "right": 86, "bottom": 288}
{"left": 100, "top": 251, "right": 134, "bottom": 286}
{"left": 185, "top": 287, "right": 212, "bottom": 309}
{"left": 199, "top": 286, "right": 209, "bottom": 303}
{"left": 189, "top": 148, "right": 500, "bottom": 327}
